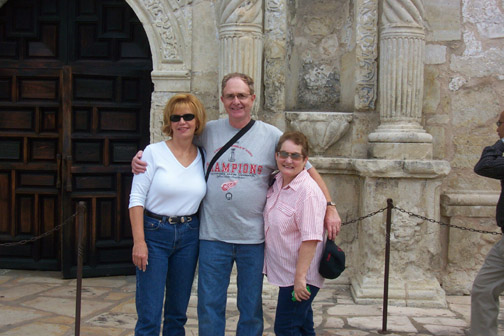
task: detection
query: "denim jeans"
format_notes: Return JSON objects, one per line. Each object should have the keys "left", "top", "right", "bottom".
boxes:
{"left": 274, "top": 285, "right": 320, "bottom": 336}
{"left": 135, "top": 214, "right": 199, "bottom": 336}
{"left": 197, "top": 240, "right": 264, "bottom": 336}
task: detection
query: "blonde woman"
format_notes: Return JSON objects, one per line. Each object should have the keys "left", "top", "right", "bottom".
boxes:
{"left": 129, "top": 93, "right": 207, "bottom": 335}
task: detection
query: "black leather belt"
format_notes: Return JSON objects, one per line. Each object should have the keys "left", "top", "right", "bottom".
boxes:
{"left": 144, "top": 209, "right": 196, "bottom": 224}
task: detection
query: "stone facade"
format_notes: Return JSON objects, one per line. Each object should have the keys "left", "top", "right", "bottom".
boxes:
{"left": 2, "top": 0, "right": 499, "bottom": 305}
{"left": 121, "top": 0, "right": 503, "bottom": 304}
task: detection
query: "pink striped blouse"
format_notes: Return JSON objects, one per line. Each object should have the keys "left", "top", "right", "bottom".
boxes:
{"left": 263, "top": 169, "right": 327, "bottom": 288}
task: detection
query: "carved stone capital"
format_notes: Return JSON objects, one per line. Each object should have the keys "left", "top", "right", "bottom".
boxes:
{"left": 217, "top": 0, "right": 262, "bottom": 25}
{"left": 219, "top": 23, "right": 263, "bottom": 37}
{"left": 382, "top": 0, "right": 425, "bottom": 30}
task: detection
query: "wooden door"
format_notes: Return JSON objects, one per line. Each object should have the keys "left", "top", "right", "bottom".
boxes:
{"left": 0, "top": 0, "right": 152, "bottom": 277}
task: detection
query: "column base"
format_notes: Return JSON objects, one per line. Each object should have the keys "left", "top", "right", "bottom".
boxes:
{"left": 350, "top": 275, "right": 447, "bottom": 308}
{"left": 368, "top": 122, "right": 433, "bottom": 160}
{"left": 369, "top": 142, "right": 433, "bottom": 160}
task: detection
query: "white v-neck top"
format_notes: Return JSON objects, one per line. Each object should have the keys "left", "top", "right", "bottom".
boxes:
{"left": 129, "top": 141, "right": 206, "bottom": 216}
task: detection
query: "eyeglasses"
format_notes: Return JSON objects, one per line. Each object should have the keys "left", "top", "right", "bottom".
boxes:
{"left": 277, "top": 151, "right": 304, "bottom": 161}
{"left": 223, "top": 93, "right": 251, "bottom": 101}
{"left": 170, "top": 114, "right": 195, "bottom": 122}
{"left": 497, "top": 121, "right": 504, "bottom": 127}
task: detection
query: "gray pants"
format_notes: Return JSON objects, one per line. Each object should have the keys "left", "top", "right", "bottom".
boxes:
{"left": 471, "top": 236, "right": 504, "bottom": 336}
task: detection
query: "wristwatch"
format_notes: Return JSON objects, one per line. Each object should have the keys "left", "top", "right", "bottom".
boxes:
{"left": 327, "top": 201, "right": 336, "bottom": 206}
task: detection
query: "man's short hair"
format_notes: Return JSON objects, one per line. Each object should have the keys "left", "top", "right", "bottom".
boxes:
{"left": 221, "top": 73, "right": 255, "bottom": 95}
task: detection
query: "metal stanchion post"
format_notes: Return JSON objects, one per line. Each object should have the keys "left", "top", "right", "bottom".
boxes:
{"left": 75, "top": 201, "right": 86, "bottom": 336}
{"left": 379, "top": 198, "right": 393, "bottom": 334}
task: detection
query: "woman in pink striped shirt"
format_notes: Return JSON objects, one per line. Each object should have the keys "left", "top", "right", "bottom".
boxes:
{"left": 263, "top": 131, "right": 330, "bottom": 335}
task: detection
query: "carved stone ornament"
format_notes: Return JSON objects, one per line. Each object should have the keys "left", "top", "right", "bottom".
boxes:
{"left": 140, "top": 0, "right": 186, "bottom": 62}
{"left": 382, "top": 0, "right": 425, "bottom": 29}
{"left": 285, "top": 112, "right": 353, "bottom": 155}
{"left": 355, "top": 0, "right": 378, "bottom": 111}
{"left": 218, "top": 0, "right": 262, "bottom": 25}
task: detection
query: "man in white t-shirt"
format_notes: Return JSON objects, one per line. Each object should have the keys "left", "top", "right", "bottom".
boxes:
{"left": 132, "top": 73, "right": 341, "bottom": 336}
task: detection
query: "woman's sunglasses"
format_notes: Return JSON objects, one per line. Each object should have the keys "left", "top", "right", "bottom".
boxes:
{"left": 277, "top": 151, "right": 304, "bottom": 161}
{"left": 170, "top": 114, "right": 195, "bottom": 122}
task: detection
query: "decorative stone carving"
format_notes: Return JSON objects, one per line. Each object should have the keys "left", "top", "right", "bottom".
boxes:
{"left": 218, "top": 0, "right": 262, "bottom": 25}
{"left": 355, "top": 0, "right": 378, "bottom": 111}
{"left": 382, "top": 0, "right": 424, "bottom": 28}
{"left": 128, "top": 0, "right": 192, "bottom": 92}
{"left": 285, "top": 112, "right": 353, "bottom": 155}
{"left": 217, "top": 0, "right": 263, "bottom": 117}
{"left": 140, "top": 0, "right": 189, "bottom": 63}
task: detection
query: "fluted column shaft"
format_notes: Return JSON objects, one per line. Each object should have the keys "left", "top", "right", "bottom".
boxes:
{"left": 217, "top": 0, "right": 263, "bottom": 117}
{"left": 380, "top": 29, "right": 424, "bottom": 123}
{"left": 368, "top": 0, "right": 432, "bottom": 159}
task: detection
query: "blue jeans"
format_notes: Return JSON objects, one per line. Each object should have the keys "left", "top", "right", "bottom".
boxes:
{"left": 197, "top": 240, "right": 264, "bottom": 336}
{"left": 274, "top": 285, "right": 320, "bottom": 336}
{"left": 135, "top": 214, "right": 199, "bottom": 336}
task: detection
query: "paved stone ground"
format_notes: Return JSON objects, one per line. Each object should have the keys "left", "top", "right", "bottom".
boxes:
{"left": 0, "top": 269, "right": 503, "bottom": 335}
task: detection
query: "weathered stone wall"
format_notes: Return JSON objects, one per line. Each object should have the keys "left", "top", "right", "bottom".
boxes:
{"left": 191, "top": 0, "right": 221, "bottom": 122}
{"left": 422, "top": 0, "right": 504, "bottom": 294}
{"left": 285, "top": 0, "right": 355, "bottom": 112}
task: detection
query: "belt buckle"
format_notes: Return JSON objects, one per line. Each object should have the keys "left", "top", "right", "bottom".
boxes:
{"left": 168, "top": 217, "right": 177, "bottom": 224}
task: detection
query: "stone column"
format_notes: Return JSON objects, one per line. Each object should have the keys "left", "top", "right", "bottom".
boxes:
{"left": 368, "top": 0, "right": 433, "bottom": 159}
{"left": 352, "top": 1, "right": 450, "bottom": 306}
{"left": 217, "top": 0, "right": 263, "bottom": 117}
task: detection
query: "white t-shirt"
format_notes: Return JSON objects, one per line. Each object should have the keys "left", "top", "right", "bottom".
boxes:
{"left": 129, "top": 141, "right": 206, "bottom": 216}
